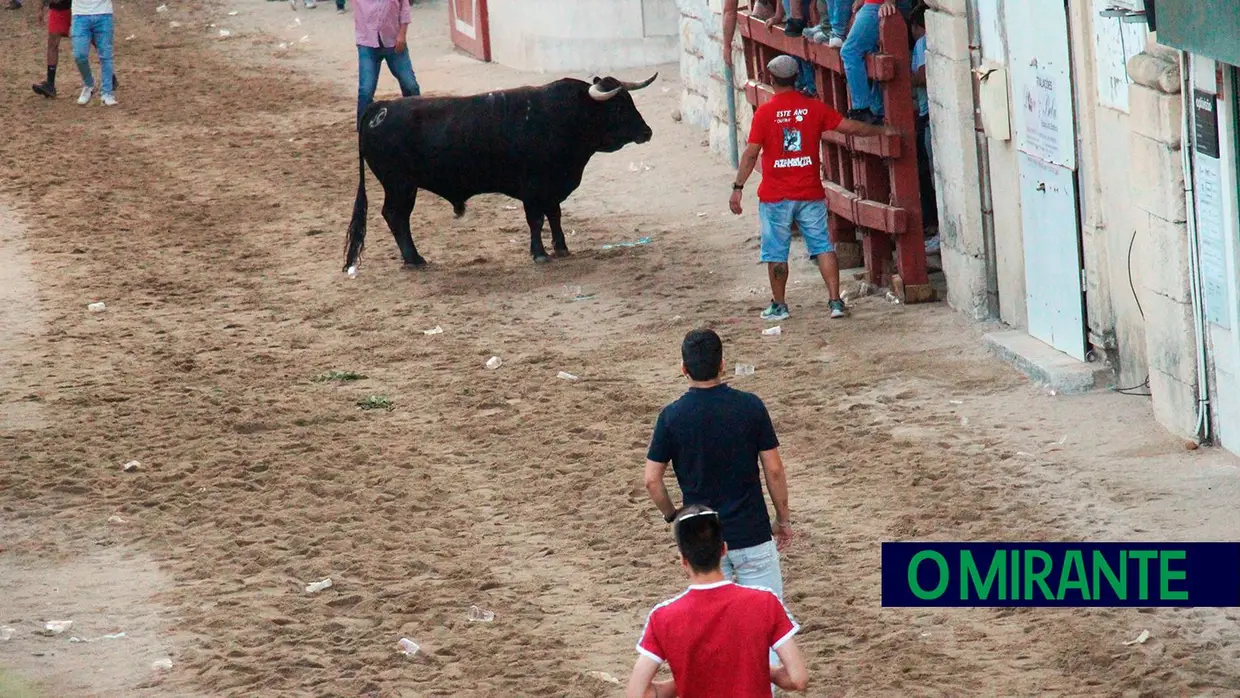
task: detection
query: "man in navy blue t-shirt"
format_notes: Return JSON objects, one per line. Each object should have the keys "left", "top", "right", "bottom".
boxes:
{"left": 644, "top": 329, "right": 794, "bottom": 606}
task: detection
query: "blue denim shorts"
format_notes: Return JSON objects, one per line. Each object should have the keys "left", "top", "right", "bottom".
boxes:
{"left": 759, "top": 199, "right": 834, "bottom": 263}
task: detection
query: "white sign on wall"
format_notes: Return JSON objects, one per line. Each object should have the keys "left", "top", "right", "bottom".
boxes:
{"left": 1019, "top": 64, "right": 1071, "bottom": 166}
{"left": 976, "top": 0, "right": 1005, "bottom": 64}
{"left": 1091, "top": 0, "right": 1148, "bottom": 113}
{"left": 1193, "top": 89, "right": 1232, "bottom": 329}
{"left": 1006, "top": 0, "right": 1077, "bottom": 170}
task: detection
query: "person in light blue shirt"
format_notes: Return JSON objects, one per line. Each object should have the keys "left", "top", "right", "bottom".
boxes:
{"left": 909, "top": 3, "right": 938, "bottom": 247}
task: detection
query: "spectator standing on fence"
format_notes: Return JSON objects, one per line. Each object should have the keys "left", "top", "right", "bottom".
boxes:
{"left": 840, "top": 0, "right": 912, "bottom": 124}
{"left": 625, "top": 505, "right": 809, "bottom": 698}
{"left": 71, "top": 0, "right": 117, "bottom": 106}
{"left": 909, "top": 3, "right": 938, "bottom": 251}
{"left": 806, "top": 0, "right": 854, "bottom": 48}
{"left": 762, "top": 0, "right": 817, "bottom": 96}
{"left": 352, "top": 0, "right": 420, "bottom": 127}
{"left": 729, "top": 55, "right": 886, "bottom": 320}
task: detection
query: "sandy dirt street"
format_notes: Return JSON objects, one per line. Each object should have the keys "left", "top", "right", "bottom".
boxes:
{"left": 4, "top": 1, "right": 1240, "bottom": 696}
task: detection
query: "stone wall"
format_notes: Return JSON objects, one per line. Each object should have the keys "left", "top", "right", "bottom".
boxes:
{"left": 924, "top": 0, "right": 990, "bottom": 319}
{"left": 676, "top": 0, "right": 751, "bottom": 160}
{"left": 1126, "top": 48, "right": 1198, "bottom": 438}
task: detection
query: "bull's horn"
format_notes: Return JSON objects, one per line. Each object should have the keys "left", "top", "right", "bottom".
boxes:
{"left": 619, "top": 72, "right": 658, "bottom": 91}
{"left": 589, "top": 83, "right": 623, "bottom": 101}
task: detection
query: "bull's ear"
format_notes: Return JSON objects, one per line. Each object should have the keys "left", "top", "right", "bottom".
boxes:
{"left": 591, "top": 76, "right": 601, "bottom": 85}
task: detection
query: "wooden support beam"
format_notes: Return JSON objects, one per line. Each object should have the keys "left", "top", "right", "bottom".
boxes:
{"left": 823, "top": 182, "right": 909, "bottom": 235}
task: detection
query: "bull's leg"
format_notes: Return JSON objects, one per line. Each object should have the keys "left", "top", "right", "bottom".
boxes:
{"left": 547, "top": 203, "right": 570, "bottom": 257}
{"left": 524, "top": 202, "right": 551, "bottom": 263}
{"left": 382, "top": 185, "right": 426, "bottom": 267}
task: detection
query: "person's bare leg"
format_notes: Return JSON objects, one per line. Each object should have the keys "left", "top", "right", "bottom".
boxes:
{"left": 47, "top": 34, "right": 59, "bottom": 66}
{"left": 768, "top": 262, "right": 790, "bottom": 304}
{"left": 814, "top": 251, "right": 841, "bottom": 300}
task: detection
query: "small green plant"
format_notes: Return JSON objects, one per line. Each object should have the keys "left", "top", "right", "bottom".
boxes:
{"left": 357, "top": 395, "right": 393, "bottom": 411}
{"left": 314, "top": 370, "right": 367, "bottom": 383}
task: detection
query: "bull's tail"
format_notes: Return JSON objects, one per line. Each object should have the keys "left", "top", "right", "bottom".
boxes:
{"left": 342, "top": 123, "right": 369, "bottom": 273}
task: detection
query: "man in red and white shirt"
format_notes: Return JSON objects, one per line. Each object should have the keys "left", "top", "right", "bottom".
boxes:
{"left": 729, "top": 54, "right": 886, "bottom": 323}
{"left": 625, "top": 505, "right": 809, "bottom": 698}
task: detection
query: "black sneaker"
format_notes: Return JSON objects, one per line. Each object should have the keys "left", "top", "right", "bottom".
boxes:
{"left": 3, "top": 1, "right": 22, "bottom": 10}
{"left": 847, "top": 108, "right": 873, "bottom": 123}
{"left": 784, "top": 17, "right": 806, "bottom": 37}
{"left": 32, "top": 81, "right": 56, "bottom": 98}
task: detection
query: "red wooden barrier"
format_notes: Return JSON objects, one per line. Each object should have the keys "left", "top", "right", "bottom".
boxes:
{"left": 738, "top": 8, "right": 932, "bottom": 303}
{"left": 449, "top": 0, "right": 491, "bottom": 62}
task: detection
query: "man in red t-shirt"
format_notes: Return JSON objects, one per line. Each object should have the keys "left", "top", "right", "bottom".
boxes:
{"left": 729, "top": 54, "right": 886, "bottom": 323}
{"left": 625, "top": 505, "right": 809, "bottom": 698}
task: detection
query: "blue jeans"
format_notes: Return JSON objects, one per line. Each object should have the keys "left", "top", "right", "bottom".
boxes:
{"left": 840, "top": 0, "right": 912, "bottom": 114}
{"left": 357, "top": 45, "right": 421, "bottom": 125}
{"left": 841, "top": 3, "right": 880, "bottom": 112}
{"left": 781, "top": 0, "right": 810, "bottom": 17}
{"left": 720, "top": 540, "right": 785, "bottom": 682}
{"left": 760, "top": 199, "right": 834, "bottom": 262}
{"left": 780, "top": 0, "right": 817, "bottom": 96}
{"left": 72, "top": 13, "right": 114, "bottom": 95}
{"left": 826, "top": 0, "right": 851, "bottom": 38}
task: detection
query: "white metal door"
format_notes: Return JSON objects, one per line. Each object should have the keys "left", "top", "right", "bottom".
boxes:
{"left": 1018, "top": 153, "right": 1087, "bottom": 358}
{"left": 1005, "top": 0, "right": 1087, "bottom": 360}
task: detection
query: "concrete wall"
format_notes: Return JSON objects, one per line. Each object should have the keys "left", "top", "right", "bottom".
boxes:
{"left": 488, "top": 0, "right": 679, "bottom": 73}
{"left": 675, "top": 0, "right": 751, "bottom": 160}
{"left": 925, "top": 0, "right": 990, "bottom": 319}
{"left": 1067, "top": 0, "right": 1148, "bottom": 387}
{"left": 925, "top": 1, "right": 1205, "bottom": 438}
{"left": 1125, "top": 46, "right": 1197, "bottom": 437}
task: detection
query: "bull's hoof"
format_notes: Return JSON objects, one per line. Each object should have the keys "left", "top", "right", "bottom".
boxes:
{"left": 403, "top": 258, "right": 428, "bottom": 269}
{"left": 533, "top": 254, "right": 551, "bottom": 264}
{"left": 553, "top": 248, "right": 572, "bottom": 258}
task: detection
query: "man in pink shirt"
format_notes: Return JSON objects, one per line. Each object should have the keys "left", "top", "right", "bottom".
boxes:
{"left": 353, "top": 0, "right": 420, "bottom": 128}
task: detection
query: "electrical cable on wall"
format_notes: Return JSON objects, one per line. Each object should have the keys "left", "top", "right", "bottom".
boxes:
{"left": 1113, "top": 229, "right": 1152, "bottom": 396}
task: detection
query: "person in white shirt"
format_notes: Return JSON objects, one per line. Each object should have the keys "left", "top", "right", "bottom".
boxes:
{"left": 71, "top": 0, "right": 117, "bottom": 106}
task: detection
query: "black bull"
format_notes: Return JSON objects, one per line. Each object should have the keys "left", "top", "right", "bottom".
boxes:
{"left": 342, "top": 74, "right": 657, "bottom": 272}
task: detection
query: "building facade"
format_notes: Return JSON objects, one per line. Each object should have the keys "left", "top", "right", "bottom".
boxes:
{"left": 672, "top": 0, "right": 1240, "bottom": 455}
{"left": 485, "top": 0, "right": 680, "bottom": 73}
{"left": 928, "top": 0, "right": 1240, "bottom": 455}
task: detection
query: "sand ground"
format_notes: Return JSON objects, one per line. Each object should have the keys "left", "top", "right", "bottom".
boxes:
{"left": 3, "top": 1, "right": 1240, "bottom": 696}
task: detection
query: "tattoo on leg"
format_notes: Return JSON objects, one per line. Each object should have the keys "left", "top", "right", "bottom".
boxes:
{"left": 772, "top": 263, "right": 789, "bottom": 280}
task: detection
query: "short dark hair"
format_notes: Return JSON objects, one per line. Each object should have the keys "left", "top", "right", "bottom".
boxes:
{"left": 772, "top": 73, "right": 797, "bottom": 88}
{"left": 674, "top": 505, "right": 725, "bottom": 573}
{"left": 910, "top": 3, "right": 927, "bottom": 28}
{"left": 681, "top": 329, "right": 723, "bottom": 381}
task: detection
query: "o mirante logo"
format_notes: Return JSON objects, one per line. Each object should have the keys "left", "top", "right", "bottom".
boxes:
{"left": 881, "top": 543, "right": 1240, "bottom": 607}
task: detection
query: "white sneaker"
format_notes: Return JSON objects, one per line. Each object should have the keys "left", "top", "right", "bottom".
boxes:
{"left": 828, "top": 36, "right": 844, "bottom": 48}
{"left": 101, "top": 93, "right": 117, "bottom": 106}
{"left": 304, "top": 0, "right": 316, "bottom": 7}
{"left": 77, "top": 85, "right": 94, "bottom": 105}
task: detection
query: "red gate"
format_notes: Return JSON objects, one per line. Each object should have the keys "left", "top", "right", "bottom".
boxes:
{"left": 739, "top": 7, "right": 932, "bottom": 303}
{"left": 449, "top": 0, "right": 491, "bottom": 62}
